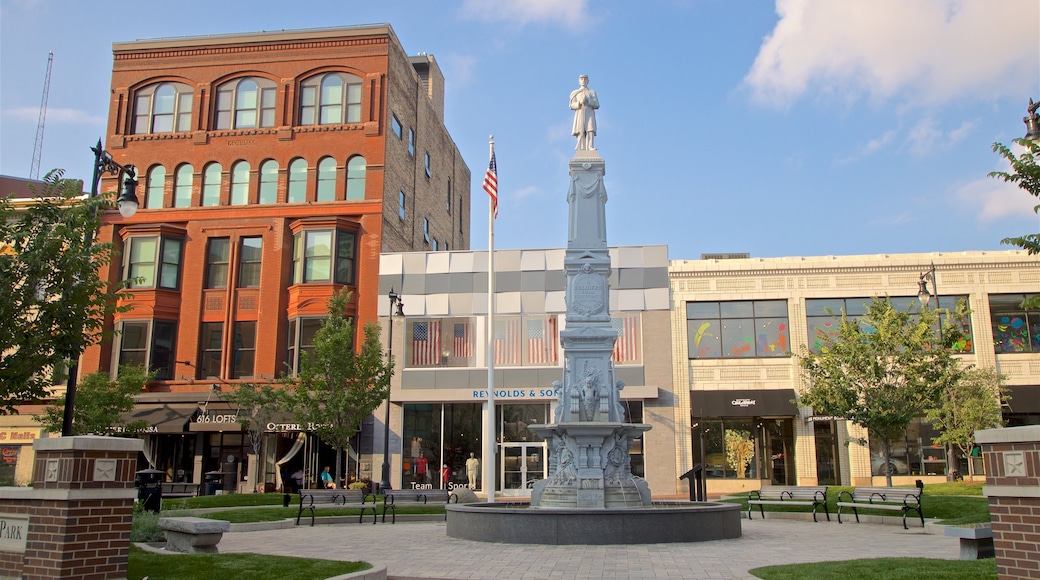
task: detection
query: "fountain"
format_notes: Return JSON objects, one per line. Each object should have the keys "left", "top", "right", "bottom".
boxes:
{"left": 446, "top": 75, "right": 742, "bottom": 544}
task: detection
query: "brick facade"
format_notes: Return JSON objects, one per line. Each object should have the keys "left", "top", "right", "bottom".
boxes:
{"left": 976, "top": 425, "right": 1040, "bottom": 579}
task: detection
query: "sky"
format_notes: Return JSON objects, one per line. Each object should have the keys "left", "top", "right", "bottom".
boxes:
{"left": 2, "top": 0, "right": 1039, "bottom": 260}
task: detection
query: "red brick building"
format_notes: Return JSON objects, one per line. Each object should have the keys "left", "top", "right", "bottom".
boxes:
{"left": 76, "top": 25, "right": 470, "bottom": 491}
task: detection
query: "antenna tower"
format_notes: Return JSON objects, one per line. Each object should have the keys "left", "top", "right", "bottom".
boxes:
{"left": 29, "top": 52, "right": 54, "bottom": 180}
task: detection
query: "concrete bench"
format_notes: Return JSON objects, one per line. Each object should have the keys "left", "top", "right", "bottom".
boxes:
{"left": 944, "top": 525, "right": 994, "bottom": 559}
{"left": 748, "top": 485, "right": 829, "bottom": 522}
{"left": 837, "top": 485, "right": 924, "bottom": 529}
{"left": 158, "top": 516, "right": 230, "bottom": 553}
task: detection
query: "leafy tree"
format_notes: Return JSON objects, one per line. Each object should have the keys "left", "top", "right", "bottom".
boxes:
{"left": 226, "top": 383, "right": 292, "bottom": 492}
{"left": 0, "top": 170, "right": 129, "bottom": 412}
{"left": 36, "top": 365, "right": 150, "bottom": 436}
{"left": 797, "top": 297, "right": 958, "bottom": 486}
{"left": 926, "top": 366, "right": 1007, "bottom": 479}
{"left": 287, "top": 290, "right": 391, "bottom": 489}
{"left": 990, "top": 137, "right": 1040, "bottom": 310}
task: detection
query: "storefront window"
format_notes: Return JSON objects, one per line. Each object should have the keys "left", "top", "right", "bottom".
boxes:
{"left": 0, "top": 447, "right": 18, "bottom": 486}
{"left": 402, "top": 403, "right": 482, "bottom": 490}
{"left": 868, "top": 417, "right": 946, "bottom": 476}
{"left": 696, "top": 417, "right": 787, "bottom": 480}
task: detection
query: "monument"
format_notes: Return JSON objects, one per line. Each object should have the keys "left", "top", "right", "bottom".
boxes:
{"left": 445, "top": 76, "right": 741, "bottom": 543}
{"left": 529, "top": 74, "right": 651, "bottom": 509}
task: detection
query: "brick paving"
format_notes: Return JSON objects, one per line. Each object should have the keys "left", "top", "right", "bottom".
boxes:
{"left": 216, "top": 517, "right": 960, "bottom": 579}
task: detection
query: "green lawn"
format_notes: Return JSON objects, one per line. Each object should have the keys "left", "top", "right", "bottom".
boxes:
{"left": 724, "top": 481, "right": 990, "bottom": 525}
{"left": 161, "top": 493, "right": 287, "bottom": 510}
{"left": 749, "top": 557, "right": 996, "bottom": 579}
{"left": 127, "top": 545, "right": 369, "bottom": 579}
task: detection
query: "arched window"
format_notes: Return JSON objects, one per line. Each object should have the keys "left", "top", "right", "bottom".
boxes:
{"left": 259, "top": 160, "right": 278, "bottom": 204}
{"left": 214, "top": 77, "right": 277, "bottom": 130}
{"left": 202, "top": 163, "right": 222, "bottom": 206}
{"left": 145, "top": 166, "right": 166, "bottom": 209}
{"left": 230, "top": 161, "right": 251, "bottom": 205}
{"left": 287, "top": 159, "right": 307, "bottom": 203}
{"left": 298, "top": 73, "right": 362, "bottom": 125}
{"left": 133, "top": 82, "right": 193, "bottom": 134}
{"left": 174, "top": 164, "right": 193, "bottom": 208}
{"left": 345, "top": 156, "right": 366, "bottom": 201}
{"left": 316, "top": 157, "right": 336, "bottom": 202}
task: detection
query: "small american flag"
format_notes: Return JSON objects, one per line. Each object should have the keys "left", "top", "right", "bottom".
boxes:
{"left": 453, "top": 322, "right": 472, "bottom": 358}
{"left": 493, "top": 319, "right": 519, "bottom": 366}
{"left": 527, "top": 318, "right": 558, "bottom": 365}
{"left": 412, "top": 321, "right": 442, "bottom": 366}
{"left": 612, "top": 316, "right": 639, "bottom": 363}
{"left": 483, "top": 150, "right": 498, "bottom": 219}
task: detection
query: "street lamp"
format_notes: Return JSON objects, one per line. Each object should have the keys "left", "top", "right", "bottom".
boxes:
{"left": 378, "top": 287, "right": 404, "bottom": 492}
{"left": 61, "top": 139, "right": 140, "bottom": 436}
{"left": 917, "top": 263, "right": 937, "bottom": 309}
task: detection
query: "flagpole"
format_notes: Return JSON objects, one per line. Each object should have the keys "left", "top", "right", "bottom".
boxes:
{"left": 484, "top": 135, "right": 496, "bottom": 503}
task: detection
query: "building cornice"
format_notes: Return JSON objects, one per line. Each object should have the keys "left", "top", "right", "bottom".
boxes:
{"left": 113, "top": 26, "right": 393, "bottom": 60}
{"left": 669, "top": 258, "right": 1037, "bottom": 279}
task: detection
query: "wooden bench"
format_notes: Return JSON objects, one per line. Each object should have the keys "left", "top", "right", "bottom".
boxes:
{"left": 837, "top": 485, "right": 924, "bottom": 529}
{"left": 747, "top": 485, "right": 829, "bottom": 522}
{"left": 944, "top": 525, "right": 994, "bottom": 559}
{"left": 161, "top": 482, "right": 200, "bottom": 498}
{"left": 296, "top": 489, "right": 377, "bottom": 526}
{"left": 380, "top": 488, "right": 458, "bottom": 523}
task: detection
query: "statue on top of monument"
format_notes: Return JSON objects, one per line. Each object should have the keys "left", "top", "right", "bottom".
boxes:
{"left": 570, "top": 74, "right": 599, "bottom": 151}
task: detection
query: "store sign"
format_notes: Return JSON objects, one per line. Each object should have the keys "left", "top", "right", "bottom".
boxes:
{"left": 0, "top": 448, "right": 18, "bottom": 465}
{"left": 472, "top": 388, "right": 559, "bottom": 400}
{"left": 807, "top": 416, "right": 843, "bottom": 422}
{"left": 0, "top": 430, "right": 38, "bottom": 443}
{"left": 730, "top": 398, "right": 756, "bottom": 408}
{"left": 193, "top": 412, "right": 238, "bottom": 425}
{"left": 0, "top": 515, "right": 28, "bottom": 553}
{"left": 265, "top": 422, "right": 331, "bottom": 433}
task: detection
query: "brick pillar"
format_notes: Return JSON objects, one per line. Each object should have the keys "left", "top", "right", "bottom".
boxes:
{"left": 22, "top": 436, "right": 142, "bottom": 580}
{"left": 976, "top": 425, "right": 1040, "bottom": 580}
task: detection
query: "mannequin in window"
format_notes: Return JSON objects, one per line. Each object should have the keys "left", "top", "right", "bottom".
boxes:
{"left": 466, "top": 453, "right": 480, "bottom": 489}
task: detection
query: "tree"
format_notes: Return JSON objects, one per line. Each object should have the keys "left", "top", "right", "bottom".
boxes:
{"left": 226, "top": 383, "right": 292, "bottom": 492}
{"left": 926, "top": 366, "right": 1007, "bottom": 479}
{"left": 990, "top": 137, "right": 1040, "bottom": 310}
{"left": 0, "top": 170, "right": 129, "bottom": 412}
{"left": 797, "top": 297, "right": 958, "bottom": 486}
{"left": 36, "top": 365, "right": 150, "bottom": 436}
{"left": 287, "top": 289, "right": 392, "bottom": 489}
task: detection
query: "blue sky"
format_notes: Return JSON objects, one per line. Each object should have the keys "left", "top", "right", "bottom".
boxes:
{"left": 2, "top": 0, "right": 1038, "bottom": 259}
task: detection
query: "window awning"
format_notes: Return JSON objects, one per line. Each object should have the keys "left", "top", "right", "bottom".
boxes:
{"left": 690, "top": 389, "right": 798, "bottom": 418}
{"left": 122, "top": 403, "right": 199, "bottom": 434}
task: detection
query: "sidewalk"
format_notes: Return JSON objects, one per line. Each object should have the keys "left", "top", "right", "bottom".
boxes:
{"left": 217, "top": 517, "right": 960, "bottom": 579}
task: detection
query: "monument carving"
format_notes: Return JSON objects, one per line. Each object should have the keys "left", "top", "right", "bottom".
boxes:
{"left": 570, "top": 75, "right": 599, "bottom": 151}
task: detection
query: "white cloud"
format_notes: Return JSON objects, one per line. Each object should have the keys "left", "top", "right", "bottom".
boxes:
{"left": 4, "top": 107, "right": 104, "bottom": 125}
{"left": 744, "top": 0, "right": 1038, "bottom": 108}
{"left": 835, "top": 129, "right": 896, "bottom": 164}
{"left": 459, "top": 0, "right": 592, "bottom": 30}
{"left": 905, "top": 118, "right": 975, "bottom": 156}
{"left": 955, "top": 143, "right": 1039, "bottom": 221}
{"left": 441, "top": 54, "right": 477, "bottom": 87}
{"left": 510, "top": 186, "right": 540, "bottom": 200}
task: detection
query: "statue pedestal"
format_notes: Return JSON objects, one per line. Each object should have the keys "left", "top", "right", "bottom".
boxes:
{"left": 530, "top": 422, "right": 651, "bottom": 509}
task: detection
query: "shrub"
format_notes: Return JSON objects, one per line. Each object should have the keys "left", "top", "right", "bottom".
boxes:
{"left": 130, "top": 505, "right": 165, "bottom": 543}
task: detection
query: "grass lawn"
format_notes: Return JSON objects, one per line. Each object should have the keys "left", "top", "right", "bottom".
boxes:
{"left": 749, "top": 557, "right": 996, "bottom": 579}
{"left": 161, "top": 493, "right": 287, "bottom": 510}
{"left": 127, "top": 544, "right": 369, "bottom": 579}
{"left": 724, "top": 481, "right": 990, "bottom": 525}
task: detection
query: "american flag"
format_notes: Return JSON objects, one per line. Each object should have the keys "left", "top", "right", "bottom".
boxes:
{"left": 493, "top": 319, "right": 520, "bottom": 366}
{"left": 483, "top": 149, "right": 498, "bottom": 219}
{"left": 612, "top": 316, "right": 639, "bottom": 363}
{"left": 527, "top": 318, "right": 558, "bottom": 365}
{"left": 411, "top": 321, "right": 442, "bottom": 366}
{"left": 453, "top": 322, "right": 472, "bottom": 358}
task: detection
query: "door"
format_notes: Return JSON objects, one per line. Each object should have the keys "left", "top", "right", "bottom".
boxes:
{"left": 500, "top": 442, "right": 546, "bottom": 497}
{"left": 814, "top": 421, "right": 841, "bottom": 486}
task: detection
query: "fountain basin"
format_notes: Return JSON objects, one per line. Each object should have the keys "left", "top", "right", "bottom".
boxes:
{"left": 445, "top": 501, "right": 742, "bottom": 544}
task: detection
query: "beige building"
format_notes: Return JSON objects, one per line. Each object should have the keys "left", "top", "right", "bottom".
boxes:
{"left": 670, "top": 250, "right": 1039, "bottom": 496}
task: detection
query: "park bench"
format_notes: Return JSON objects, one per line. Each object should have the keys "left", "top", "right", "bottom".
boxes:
{"left": 944, "top": 525, "right": 994, "bottom": 560}
{"left": 296, "top": 489, "right": 377, "bottom": 526}
{"left": 159, "top": 516, "right": 230, "bottom": 554}
{"left": 380, "top": 488, "right": 458, "bottom": 523}
{"left": 747, "top": 485, "right": 829, "bottom": 522}
{"left": 161, "top": 482, "right": 200, "bottom": 498}
{"left": 836, "top": 485, "right": 924, "bottom": 529}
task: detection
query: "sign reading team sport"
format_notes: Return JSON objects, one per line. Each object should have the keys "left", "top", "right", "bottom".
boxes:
{"left": 471, "top": 388, "right": 560, "bottom": 400}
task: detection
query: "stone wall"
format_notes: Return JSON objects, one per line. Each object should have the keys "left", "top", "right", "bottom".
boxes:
{"left": 976, "top": 425, "right": 1040, "bottom": 580}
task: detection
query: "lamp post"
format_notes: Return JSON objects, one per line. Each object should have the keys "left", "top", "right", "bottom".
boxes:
{"left": 61, "top": 139, "right": 140, "bottom": 436}
{"left": 918, "top": 263, "right": 958, "bottom": 480}
{"left": 378, "top": 288, "right": 404, "bottom": 492}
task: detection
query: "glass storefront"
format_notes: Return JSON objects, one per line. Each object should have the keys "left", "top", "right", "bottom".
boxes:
{"left": 868, "top": 417, "right": 946, "bottom": 477}
{"left": 694, "top": 417, "right": 795, "bottom": 484}
{"left": 402, "top": 403, "right": 482, "bottom": 490}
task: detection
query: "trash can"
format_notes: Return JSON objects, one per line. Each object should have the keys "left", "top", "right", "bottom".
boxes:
{"left": 135, "top": 468, "right": 165, "bottom": 513}
{"left": 202, "top": 471, "right": 223, "bottom": 496}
